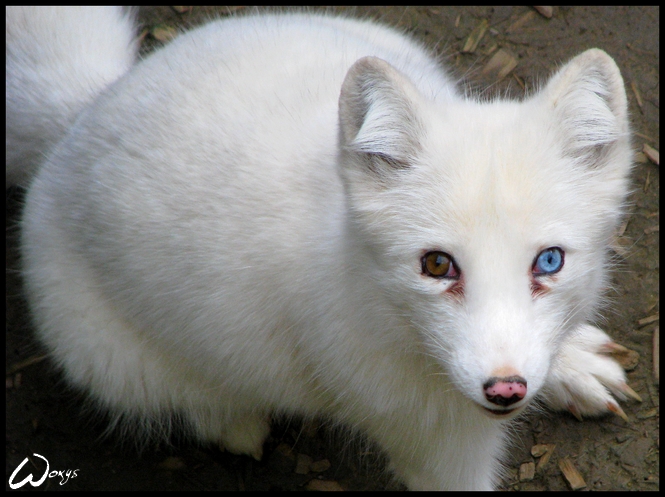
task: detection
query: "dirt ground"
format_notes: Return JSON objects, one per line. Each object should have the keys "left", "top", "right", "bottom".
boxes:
{"left": 6, "top": 6, "right": 659, "bottom": 491}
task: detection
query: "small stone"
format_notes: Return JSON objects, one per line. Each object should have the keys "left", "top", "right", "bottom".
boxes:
{"left": 531, "top": 444, "right": 549, "bottom": 458}
{"left": 310, "top": 459, "right": 332, "bottom": 473}
{"left": 294, "top": 453, "right": 312, "bottom": 474}
{"left": 519, "top": 461, "right": 535, "bottom": 481}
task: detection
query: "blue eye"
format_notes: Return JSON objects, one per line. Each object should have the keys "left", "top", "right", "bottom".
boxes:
{"left": 533, "top": 247, "right": 564, "bottom": 275}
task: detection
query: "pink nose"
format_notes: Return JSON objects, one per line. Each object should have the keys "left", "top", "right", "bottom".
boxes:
{"left": 483, "top": 376, "right": 527, "bottom": 407}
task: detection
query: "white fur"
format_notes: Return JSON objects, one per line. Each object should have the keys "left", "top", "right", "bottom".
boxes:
{"left": 13, "top": 9, "right": 633, "bottom": 490}
{"left": 6, "top": 6, "right": 137, "bottom": 186}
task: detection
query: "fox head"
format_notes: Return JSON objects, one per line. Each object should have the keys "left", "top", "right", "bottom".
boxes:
{"left": 337, "top": 49, "right": 632, "bottom": 415}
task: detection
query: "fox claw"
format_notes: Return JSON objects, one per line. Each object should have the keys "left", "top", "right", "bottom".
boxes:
{"left": 567, "top": 403, "right": 584, "bottom": 421}
{"left": 620, "top": 382, "right": 643, "bottom": 403}
{"left": 607, "top": 400, "right": 629, "bottom": 422}
{"left": 600, "top": 341, "right": 630, "bottom": 354}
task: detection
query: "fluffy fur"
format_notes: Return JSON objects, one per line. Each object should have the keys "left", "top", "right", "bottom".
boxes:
{"left": 11, "top": 8, "right": 634, "bottom": 490}
{"left": 5, "top": 6, "right": 137, "bottom": 186}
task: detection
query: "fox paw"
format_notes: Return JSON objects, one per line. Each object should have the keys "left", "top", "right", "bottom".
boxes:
{"left": 541, "top": 324, "right": 641, "bottom": 421}
{"left": 218, "top": 414, "right": 271, "bottom": 461}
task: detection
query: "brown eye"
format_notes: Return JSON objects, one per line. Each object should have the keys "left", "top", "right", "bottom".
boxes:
{"left": 422, "top": 251, "right": 459, "bottom": 279}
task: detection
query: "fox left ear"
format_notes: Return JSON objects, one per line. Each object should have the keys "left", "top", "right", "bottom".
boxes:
{"left": 338, "top": 56, "right": 425, "bottom": 174}
{"left": 542, "top": 49, "right": 630, "bottom": 167}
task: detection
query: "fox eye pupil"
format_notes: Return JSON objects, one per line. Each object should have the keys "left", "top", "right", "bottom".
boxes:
{"left": 422, "top": 251, "right": 454, "bottom": 278}
{"left": 533, "top": 247, "right": 564, "bottom": 275}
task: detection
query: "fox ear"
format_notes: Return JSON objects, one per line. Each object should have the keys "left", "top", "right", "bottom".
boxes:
{"left": 338, "top": 56, "right": 424, "bottom": 173}
{"left": 542, "top": 49, "right": 630, "bottom": 166}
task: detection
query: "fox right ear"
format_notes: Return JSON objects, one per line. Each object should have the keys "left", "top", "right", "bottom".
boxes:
{"left": 338, "top": 56, "right": 424, "bottom": 172}
{"left": 542, "top": 49, "right": 630, "bottom": 168}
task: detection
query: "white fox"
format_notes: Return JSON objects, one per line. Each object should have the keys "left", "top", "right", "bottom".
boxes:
{"left": 9, "top": 7, "right": 638, "bottom": 490}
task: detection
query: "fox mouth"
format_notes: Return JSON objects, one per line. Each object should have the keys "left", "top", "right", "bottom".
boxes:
{"left": 484, "top": 407, "right": 515, "bottom": 416}
{"left": 480, "top": 405, "right": 524, "bottom": 419}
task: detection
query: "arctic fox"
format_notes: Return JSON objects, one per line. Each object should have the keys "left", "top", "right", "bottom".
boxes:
{"left": 10, "top": 7, "right": 637, "bottom": 490}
